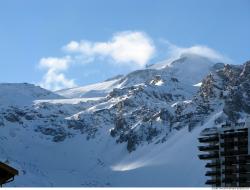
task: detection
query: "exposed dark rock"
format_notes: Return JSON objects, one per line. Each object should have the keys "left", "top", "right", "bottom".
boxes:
{"left": 126, "top": 133, "right": 139, "bottom": 153}
{"left": 53, "top": 134, "right": 67, "bottom": 142}
{"left": 25, "top": 114, "right": 35, "bottom": 120}
{"left": 4, "top": 113, "right": 20, "bottom": 122}
{"left": 67, "top": 120, "right": 84, "bottom": 130}
{"left": 0, "top": 117, "right": 4, "bottom": 126}
{"left": 171, "top": 77, "right": 179, "bottom": 82}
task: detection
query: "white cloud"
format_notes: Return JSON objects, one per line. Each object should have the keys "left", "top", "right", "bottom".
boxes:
{"left": 64, "top": 31, "right": 155, "bottom": 67}
{"left": 38, "top": 31, "right": 156, "bottom": 91}
{"left": 38, "top": 57, "right": 76, "bottom": 91}
{"left": 39, "top": 56, "right": 70, "bottom": 71}
{"left": 38, "top": 31, "right": 232, "bottom": 91}
{"left": 163, "top": 41, "right": 231, "bottom": 63}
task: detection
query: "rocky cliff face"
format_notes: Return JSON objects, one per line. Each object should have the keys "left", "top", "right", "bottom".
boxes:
{"left": 1, "top": 55, "right": 250, "bottom": 186}
{"left": 1, "top": 58, "right": 250, "bottom": 153}
{"left": 174, "top": 60, "right": 250, "bottom": 132}
{"left": 221, "top": 62, "right": 250, "bottom": 121}
{"left": 108, "top": 59, "right": 250, "bottom": 152}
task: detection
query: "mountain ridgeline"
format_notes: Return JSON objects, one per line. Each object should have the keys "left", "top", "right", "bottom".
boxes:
{"left": 0, "top": 54, "right": 249, "bottom": 186}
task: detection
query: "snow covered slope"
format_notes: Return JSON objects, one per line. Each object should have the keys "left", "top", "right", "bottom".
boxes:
{"left": 56, "top": 77, "right": 122, "bottom": 98}
{"left": 56, "top": 54, "right": 214, "bottom": 99}
{"left": 0, "top": 83, "right": 62, "bottom": 108}
{"left": 148, "top": 53, "right": 214, "bottom": 85}
{"left": 1, "top": 55, "right": 249, "bottom": 187}
{"left": 1, "top": 113, "right": 216, "bottom": 187}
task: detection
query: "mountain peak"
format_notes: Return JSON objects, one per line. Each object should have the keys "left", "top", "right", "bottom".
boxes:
{"left": 0, "top": 83, "right": 62, "bottom": 107}
{"left": 179, "top": 52, "right": 212, "bottom": 60}
{"left": 148, "top": 52, "right": 215, "bottom": 71}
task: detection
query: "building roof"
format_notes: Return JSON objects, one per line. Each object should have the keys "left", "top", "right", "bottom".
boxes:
{"left": 200, "top": 118, "right": 250, "bottom": 136}
{"left": 0, "top": 161, "right": 18, "bottom": 176}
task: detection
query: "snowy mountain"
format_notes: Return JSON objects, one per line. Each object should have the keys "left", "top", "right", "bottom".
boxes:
{"left": 1, "top": 54, "right": 249, "bottom": 187}
{"left": 0, "top": 83, "right": 62, "bottom": 107}
{"left": 57, "top": 54, "right": 214, "bottom": 99}
{"left": 56, "top": 77, "right": 122, "bottom": 99}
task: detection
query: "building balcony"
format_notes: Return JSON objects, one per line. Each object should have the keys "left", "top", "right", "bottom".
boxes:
{"left": 198, "top": 136, "right": 219, "bottom": 143}
{"left": 205, "top": 162, "right": 220, "bottom": 168}
{"left": 205, "top": 170, "right": 221, "bottom": 176}
{"left": 200, "top": 127, "right": 218, "bottom": 136}
{"left": 198, "top": 153, "right": 219, "bottom": 160}
{"left": 205, "top": 179, "right": 221, "bottom": 186}
{"left": 198, "top": 145, "right": 219, "bottom": 151}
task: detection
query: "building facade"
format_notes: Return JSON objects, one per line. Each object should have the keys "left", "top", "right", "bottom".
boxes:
{"left": 198, "top": 119, "right": 250, "bottom": 187}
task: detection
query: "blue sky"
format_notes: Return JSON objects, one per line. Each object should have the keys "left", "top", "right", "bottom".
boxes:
{"left": 0, "top": 0, "right": 249, "bottom": 90}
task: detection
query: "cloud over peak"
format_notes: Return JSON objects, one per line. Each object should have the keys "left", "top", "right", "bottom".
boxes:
{"left": 39, "top": 56, "right": 71, "bottom": 71}
{"left": 64, "top": 31, "right": 155, "bottom": 67}
{"left": 38, "top": 31, "right": 155, "bottom": 91}
{"left": 37, "top": 31, "right": 232, "bottom": 91}
{"left": 39, "top": 56, "right": 76, "bottom": 91}
{"left": 165, "top": 41, "right": 231, "bottom": 63}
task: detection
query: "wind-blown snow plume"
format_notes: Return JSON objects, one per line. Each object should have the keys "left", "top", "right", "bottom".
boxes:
{"left": 37, "top": 31, "right": 231, "bottom": 91}
{"left": 161, "top": 40, "right": 232, "bottom": 63}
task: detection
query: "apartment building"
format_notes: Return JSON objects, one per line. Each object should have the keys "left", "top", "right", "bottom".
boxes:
{"left": 198, "top": 118, "right": 250, "bottom": 187}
